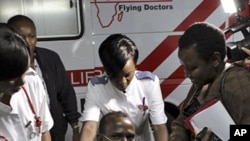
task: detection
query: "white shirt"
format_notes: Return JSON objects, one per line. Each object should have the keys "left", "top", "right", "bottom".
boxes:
{"left": 34, "top": 59, "right": 50, "bottom": 107}
{"left": 0, "top": 68, "right": 54, "bottom": 141}
{"left": 80, "top": 71, "right": 167, "bottom": 141}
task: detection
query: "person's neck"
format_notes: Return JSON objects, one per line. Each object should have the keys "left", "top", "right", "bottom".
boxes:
{"left": 30, "top": 60, "right": 35, "bottom": 69}
{"left": 0, "top": 93, "right": 3, "bottom": 100}
{"left": 0, "top": 93, "right": 11, "bottom": 106}
{"left": 30, "top": 52, "right": 36, "bottom": 69}
{"left": 216, "top": 62, "right": 227, "bottom": 77}
{"left": 30, "top": 55, "right": 37, "bottom": 69}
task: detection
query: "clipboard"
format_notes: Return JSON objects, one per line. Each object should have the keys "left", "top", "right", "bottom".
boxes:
{"left": 184, "top": 99, "right": 235, "bottom": 141}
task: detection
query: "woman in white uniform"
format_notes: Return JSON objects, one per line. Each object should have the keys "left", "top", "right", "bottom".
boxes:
{"left": 80, "top": 34, "right": 169, "bottom": 141}
{"left": 0, "top": 23, "right": 53, "bottom": 141}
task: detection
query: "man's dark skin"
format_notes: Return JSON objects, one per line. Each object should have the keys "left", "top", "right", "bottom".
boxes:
{"left": 96, "top": 112, "right": 136, "bottom": 141}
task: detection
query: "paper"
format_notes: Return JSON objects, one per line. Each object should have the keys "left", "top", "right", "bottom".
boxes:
{"left": 185, "top": 99, "right": 235, "bottom": 141}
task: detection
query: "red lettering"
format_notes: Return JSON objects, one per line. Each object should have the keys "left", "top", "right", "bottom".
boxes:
{"left": 66, "top": 67, "right": 104, "bottom": 86}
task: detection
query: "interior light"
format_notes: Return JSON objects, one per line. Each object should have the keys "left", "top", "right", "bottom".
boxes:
{"left": 221, "top": 0, "right": 237, "bottom": 14}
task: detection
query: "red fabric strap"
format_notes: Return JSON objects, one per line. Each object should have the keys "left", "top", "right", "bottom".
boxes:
{"left": 22, "top": 86, "right": 42, "bottom": 130}
{"left": 0, "top": 135, "right": 8, "bottom": 141}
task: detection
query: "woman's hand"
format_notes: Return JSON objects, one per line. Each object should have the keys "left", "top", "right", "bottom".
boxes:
{"left": 241, "top": 47, "right": 250, "bottom": 64}
{"left": 195, "top": 127, "right": 222, "bottom": 141}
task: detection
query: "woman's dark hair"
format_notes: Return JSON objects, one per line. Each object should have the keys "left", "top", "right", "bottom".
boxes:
{"left": 0, "top": 23, "right": 30, "bottom": 80}
{"left": 179, "top": 22, "right": 226, "bottom": 62}
{"left": 98, "top": 34, "right": 138, "bottom": 76}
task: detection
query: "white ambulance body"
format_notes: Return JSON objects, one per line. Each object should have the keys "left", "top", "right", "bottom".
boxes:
{"left": 0, "top": 0, "right": 246, "bottom": 139}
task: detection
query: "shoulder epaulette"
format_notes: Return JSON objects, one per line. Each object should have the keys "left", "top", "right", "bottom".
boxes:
{"left": 90, "top": 75, "right": 108, "bottom": 85}
{"left": 135, "top": 71, "right": 155, "bottom": 81}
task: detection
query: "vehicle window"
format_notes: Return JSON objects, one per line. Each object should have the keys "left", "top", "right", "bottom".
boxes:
{"left": 0, "top": 0, "right": 83, "bottom": 40}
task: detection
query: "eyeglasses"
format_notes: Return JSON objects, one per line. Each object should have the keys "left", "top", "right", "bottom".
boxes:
{"left": 98, "top": 133, "right": 135, "bottom": 141}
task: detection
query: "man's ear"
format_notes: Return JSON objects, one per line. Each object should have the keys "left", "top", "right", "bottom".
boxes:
{"left": 211, "top": 52, "right": 221, "bottom": 67}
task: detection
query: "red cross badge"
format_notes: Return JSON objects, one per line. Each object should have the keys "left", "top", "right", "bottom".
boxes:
{"left": 138, "top": 97, "right": 148, "bottom": 116}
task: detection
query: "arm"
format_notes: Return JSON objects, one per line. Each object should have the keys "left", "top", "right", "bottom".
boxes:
{"left": 222, "top": 67, "right": 250, "bottom": 124}
{"left": 148, "top": 75, "right": 169, "bottom": 141}
{"left": 42, "top": 131, "right": 51, "bottom": 141}
{"left": 241, "top": 47, "right": 250, "bottom": 64}
{"left": 38, "top": 81, "right": 54, "bottom": 141}
{"left": 241, "top": 47, "right": 250, "bottom": 55}
{"left": 24, "top": 68, "right": 54, "bottom": 141}
{"left": 79, "top": 121, "right": 98, "bottom": 141}
{"left": 169, "top": 85, "right": 196, "bottom": 141}
{"left": 79, "top": 78, "right": 101, "bottom": 141}
{"left": 71, "top": 122, "right": 80, "bottom": 141}
{"left": 54, "top": 54, "right": 81, "bottom": 124}
{"left": 169, "top": 113, "right": 191, "bottom": 141}
{"left": 152, "top": 124, "right": 169, "bottom": 141}
{"left": 36, "top": 48, "right": 81, "bottom": 126}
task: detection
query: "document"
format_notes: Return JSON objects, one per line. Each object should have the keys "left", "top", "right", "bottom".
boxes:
{"left": 184, "top": 99, "right": 235, "bottom": 141}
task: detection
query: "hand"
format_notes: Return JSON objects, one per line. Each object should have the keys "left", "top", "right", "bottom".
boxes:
{"left": 72, "top": 127, "right": 79, "bottom": 141}
{"left": 195, "top": 127, "right": 211, "bottom": 141}
{"left": 241, "top": 47, "right": 250, "bottom": 55}
{"left": 241, "top": 47, "right": 250, "bottom": 64}
{"left": 195, "top": 127, "right": 222, "bottom": 141}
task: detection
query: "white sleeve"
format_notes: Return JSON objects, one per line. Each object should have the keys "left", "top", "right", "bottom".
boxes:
{"left": 25, "top": 69, "right": 54, "bottom": 133}
{"left": 148, "top": 75, "right": 168, "bottom": 125}
{"left": 35, "top": 74, "right": 54, "bottom": 133}
{"left": 79, "top": 82, "right": 101, "bottom": 122}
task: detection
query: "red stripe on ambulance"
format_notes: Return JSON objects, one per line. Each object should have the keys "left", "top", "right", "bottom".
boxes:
{"left": 137, "top": 0, "right": 221, "bottom": 99}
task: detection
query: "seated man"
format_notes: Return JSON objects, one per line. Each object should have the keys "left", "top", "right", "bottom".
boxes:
{"left": 96, "top": 111, "right": 135, "bottom": 141}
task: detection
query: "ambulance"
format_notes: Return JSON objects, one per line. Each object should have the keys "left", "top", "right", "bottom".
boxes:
{"left": 0, "top": 0, "right": 248, "bottom": 139}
